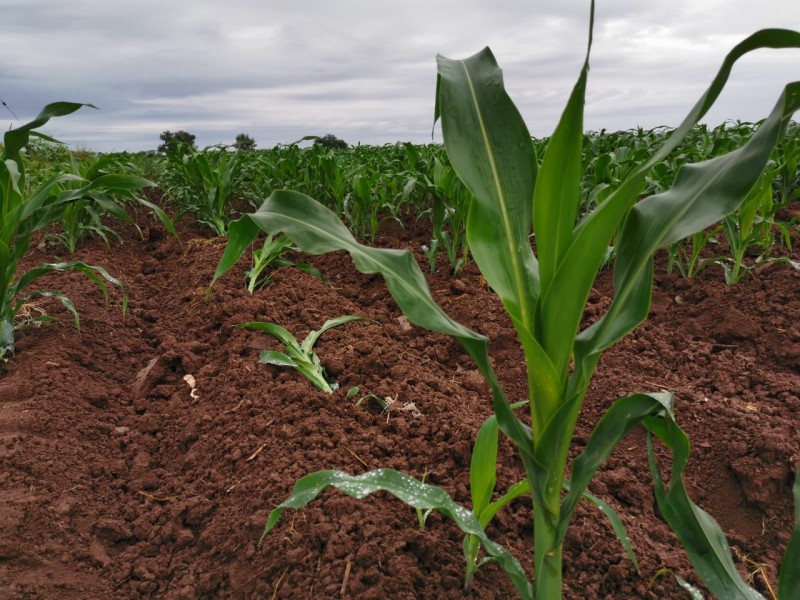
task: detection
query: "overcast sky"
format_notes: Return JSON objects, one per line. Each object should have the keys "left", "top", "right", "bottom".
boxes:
{"left": 2, "top": 0, "right": 798, "bottom": 152}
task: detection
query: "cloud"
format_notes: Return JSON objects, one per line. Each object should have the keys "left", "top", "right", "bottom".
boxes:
{"left": 1, "top": 0, "right": 797, "bottom": 151}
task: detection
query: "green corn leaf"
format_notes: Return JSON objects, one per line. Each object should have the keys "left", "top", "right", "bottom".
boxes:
{"left": 534, "top": 34, "right": 592, "bottom": 377}
{"left": 262, "top": 469, "right": 532, "bottom": 600}
{"left": 557, "top": 392, "right": 674, "bottom": 545}
{"left": 301, "top": 315, "right": 363, "bottom": 354}
{"left": 575, "top": 81, "right": 800, "bottom": 379}
{"left": 778, "top": 468, "right": 800, "bottom": 599}
{"left": 562, "top": 479, "right": 639, "bottom": 574}
{"left": 478, "top": 479, "right": 530, "bottom": 528}
{"left": 675, "top": 574, "right": 706, "bottom": 599}
{"left": 289, "top": 262, "right": 327, "bottom": 283}
{"left": 470, "top": 401, "right": 528, "bottom": 521}
{"left": 239, "top": 321, "right": 302, "bottom": 352}
{"left": 210, "top": 215, "right": 261, "bottom": 289}
{"left": 19, "top": 290, "right": 80, "bottom": 331}
{"left": 435, "top": 47, "right": 561, "bottom": 434}
{"left": 533, "top": 5, "right": 592, "bottom": 301}
{"left": 434, "top": 48, "right": 539, "bottom": 341}
{"left": 12, "top": 261, "right": 121, "bottom": 303}
{"left": 2, "top": 102, "right": 95, "bottom": 161}
{"left": 470, "top": 412, "right": 500, "bottom": 518}
{"left": 86, "top": 173, "right": 154, "bottom": 192}
{"left": 135, "top": 196, "right": 178, "bottom": 238}
{"left": 258, "top": 350, "right": 297, "bottom": 368}
{"left": 220, "top": 191, "right": 537, "bottom": 476}
{"left": 645, "top": 413, "right": 766, "bottom": 600}
{"left": 93, "top": 197, "right": 131, "bottom": 222}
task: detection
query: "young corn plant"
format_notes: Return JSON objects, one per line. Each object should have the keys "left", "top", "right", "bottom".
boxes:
{"left": 244, "top": 233, "right": 326, "bottom": 293}
{"left": 238, "top": 316, "right": 363, "bottom": 394}
{"left": 48, "top": 152, "right": 175, "bottom": 253}
{"left": 1, "top": 103, "right": 129, "bottom": 361}
{"left": 215, "top": 7, "right": 800, "bottom": 598}
{"left": 462, "top": 403, "right": 639, "bottom": 594}
{"left": 712, "top": 170, "right": 799, "bottom": 283}
{"left": 665, "top": 226, "right": 721, "bottom": 279}
{"left": 163, "top": 144, "right": 244, "bottom": 235}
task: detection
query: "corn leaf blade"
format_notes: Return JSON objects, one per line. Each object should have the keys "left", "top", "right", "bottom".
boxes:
{"left": 645, "top": 415, "right": 766, "bottom": 600}
{"left": 257, "top": 350, "right": 297, "bottom": 368}
{"left": 435, "top": 48, "right": 539, "bottom": 336}
{"left": 470, "top": 412, "right": 500, "bottom": 518}
{"left": 3, "top": 102, "right": 95, "bottom": 161}
{"left": 436, "top": 46, "right": 562, "bottom": 431}
{"left": 562, "top": 479, "right": 639, "bottom": 574}
{"left": 222, "top": 192, "right": 536, "bottom": 472}
{"left": 301, "top": 315, "right": 363, "bottom": 354}
{"left": 533, "top": 6, "right": 592, "bottom": 295}
{"left": 544, "top": 30, "right": 800, "bottom": 392}
{"left": 576, "top": 81, "right": 800, "bottom": 375}
{"left": 239, "top": 321, "right": 300, "bottom": 352}
{"left": 262, "top": 469, "right": 532, "bottom": 600}
{"left": 557, "top": 392, "right": 674, "bottom": 544}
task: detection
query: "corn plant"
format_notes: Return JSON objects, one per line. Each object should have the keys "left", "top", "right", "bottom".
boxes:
{"left": 238, "top": 316, "right": 363, "bottom": 393}
{"left": 163, "top": 144, "right": 245, "bottom": 235}
{"left": 462, "top": 403, "right": 638, "bottom": 594}
{"left": 421, "top": 155, "right": 471, "bottom": 275}
{"left": 665, "top": 226, "right": 721, "bottom": 279}
{"left": 773, "top": 122, "right": 800, "bottom": 208}
{"left": 47, "top": 152, "right": 175, "bottom": 253}
{"left": 713, "top": 172, "right": 778, "bottom": 282}
{"left": 1, "top": 103, "right": 128, "bottom": 361}
{"left": 215, "top": 7, "right": 800, "bottom": 597}
{"left": 245, "top": 233, "right": 325, "bottom": 293}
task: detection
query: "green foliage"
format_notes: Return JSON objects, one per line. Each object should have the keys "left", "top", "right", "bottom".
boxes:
{"left": 238, "top": 316, "right": 363, "bottom": 394}
{"left": 162, "top": 145, "right": 244, "bottom": 235}
{"left": 214, "top": 8, "right": 800, "bottom": 598}
{"left": 0, "top": 103, "right": 127, "bottom": 361}
{"left": 245, "top": 233, "right": 326, "bottom": 293}
{"left": 158, "top": 130, "right": 196, "bottom": 155}
{"left": 46, "top": 152, "right": 175, "bottom": 253}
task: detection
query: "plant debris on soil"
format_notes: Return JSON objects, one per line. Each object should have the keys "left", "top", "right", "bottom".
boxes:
{"left": 0, "top": 211, "right": 797, "bottom": 599}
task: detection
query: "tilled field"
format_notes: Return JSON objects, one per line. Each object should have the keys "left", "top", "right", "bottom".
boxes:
{"left": 1, "top": 214, "right": 798, "bottom": 599}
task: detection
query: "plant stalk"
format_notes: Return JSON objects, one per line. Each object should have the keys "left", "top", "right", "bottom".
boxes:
{"left": 533, "top": 490, "right": 563, "bottom": 599}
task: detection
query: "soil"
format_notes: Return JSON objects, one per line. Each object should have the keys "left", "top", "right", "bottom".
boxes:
{"left": 0, "top": 208, "right": 798, "bottom": 600}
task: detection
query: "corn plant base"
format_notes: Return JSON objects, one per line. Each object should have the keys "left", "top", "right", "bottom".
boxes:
{"left": 1, "top": 208, "right": 797, "bottom": 598}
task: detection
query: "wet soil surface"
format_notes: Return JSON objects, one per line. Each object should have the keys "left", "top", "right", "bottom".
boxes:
{"left": 0, "top": 211, "right": 797, "bottom": 599}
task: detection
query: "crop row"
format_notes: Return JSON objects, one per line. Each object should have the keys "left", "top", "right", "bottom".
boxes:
{"left": 15, "top": 111, "right": 798, "bottom": 285}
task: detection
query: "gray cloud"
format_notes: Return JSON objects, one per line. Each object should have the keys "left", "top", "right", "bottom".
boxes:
{"left": 1, "top": 0, "right": 797, "bottom": 151}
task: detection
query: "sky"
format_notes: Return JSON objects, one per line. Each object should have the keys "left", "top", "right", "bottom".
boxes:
{"left": 1, "top": 0, "right": 798, "bottom": 152}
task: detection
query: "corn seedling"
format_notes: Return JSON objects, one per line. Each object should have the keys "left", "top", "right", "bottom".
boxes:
{"left": 1, "top": 103, "right": 128, "bottom": 361}
{"left": 215, "top": 5, "right": 800, "bottom": 597}
{"left": 238, "top": 316, "right": 363, "bottom": 393}
{"left": 245, "top": 233, "right": 326, "bottom": 293}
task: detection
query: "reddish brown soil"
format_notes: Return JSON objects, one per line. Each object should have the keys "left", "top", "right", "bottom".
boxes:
{"left": 0, "top": 212, "right": 797, "bottom": 599}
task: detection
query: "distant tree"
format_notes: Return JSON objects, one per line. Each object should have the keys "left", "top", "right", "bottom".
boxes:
{"left": 158, "top": 130, "right": 196, "bottom": 154}
{"left": 234, "top": 133, "right": 256, "bottom": 151}
{"left": 314, "top": 134, "right": 348, "bottom": 150}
